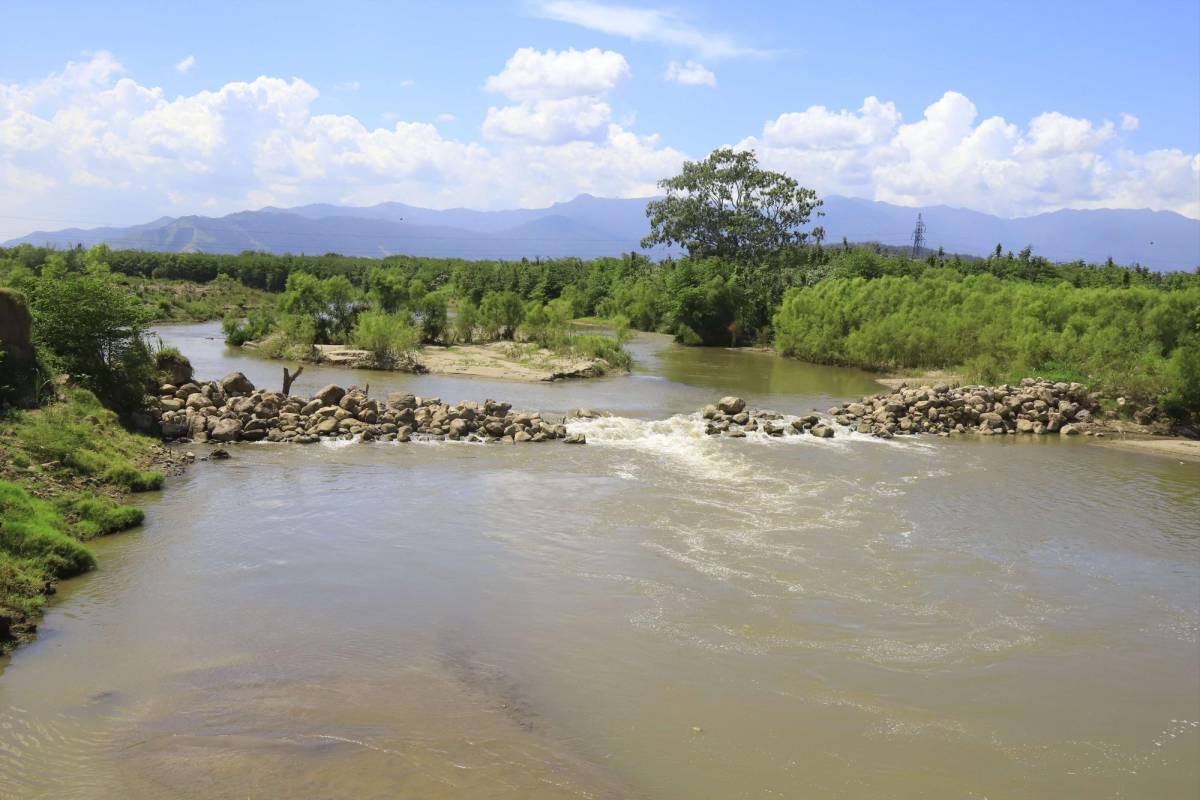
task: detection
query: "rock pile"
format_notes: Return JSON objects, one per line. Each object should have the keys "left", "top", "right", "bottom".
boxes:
{"left": 155, "top": 372, "right": 585, "bottom": 445}
{"left": 830, "top": 378, "right": 1102, "bottom": 439}
{"left": 701, "top": 396, "right": 837, "bottom": 439}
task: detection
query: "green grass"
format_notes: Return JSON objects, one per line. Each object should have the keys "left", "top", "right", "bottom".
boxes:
{"left": 0, "top": 388, "right": 159, "bottom": 652}
{"left": 8, "top": 388, "right": 162, "bottom": 489}
{"left": 61, "top": 495, "right": 145, "bottom": 539}
{"left": 0, "top": 482, "right": 96, "bottom": 578}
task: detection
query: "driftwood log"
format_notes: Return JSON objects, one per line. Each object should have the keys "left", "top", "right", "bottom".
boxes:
{"left": 282, "top": 365, "right": 304, "bottom": 396}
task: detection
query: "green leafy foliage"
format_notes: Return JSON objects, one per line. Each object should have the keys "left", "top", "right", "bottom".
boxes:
{"left": 19, "top": 254, "right": 155, "bottom": 412}
{"left": 351, "top": 311, "right": 419, "bottom": 364}
{"left": 773, "top": 271, "right": 1200, "bottom": 411}
{"left": 643, "top": 148, "right": 824, "bottom": 261}
{"left": 478, "top": 291, "right": 526, "bottom": 340}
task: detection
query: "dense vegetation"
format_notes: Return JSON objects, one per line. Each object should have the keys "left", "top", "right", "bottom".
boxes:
{"left": 4, "top": 236, "right": 1197, "bottom": 414}
{"left": 773, "top": 273, "right": 1200, "bottom": 415}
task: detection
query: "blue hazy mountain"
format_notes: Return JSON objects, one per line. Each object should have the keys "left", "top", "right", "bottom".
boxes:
{"left": 7, "top": 194, "right": 1197, "bottom": 269}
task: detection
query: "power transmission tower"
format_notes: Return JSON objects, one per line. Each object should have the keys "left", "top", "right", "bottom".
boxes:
{"left": 910, "top": 213, "right": 926, "bottom": 257}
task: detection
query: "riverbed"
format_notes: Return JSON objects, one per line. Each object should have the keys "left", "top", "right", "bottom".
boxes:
{"left": 1, "top": 321, "right": 1197, "bottom": 798}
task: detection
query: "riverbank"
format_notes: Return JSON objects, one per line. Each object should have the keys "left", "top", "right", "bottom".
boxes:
{"left": 309, "top": 340, "right": 618, "bottom": 382}
{"left": 0, "top": 390, "right": 185, "bottom": 653}
{"left": 1094, "top": 436, "right": 1200, "bottom": 462}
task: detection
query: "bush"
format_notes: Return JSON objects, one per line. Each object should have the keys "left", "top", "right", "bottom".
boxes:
{"left": 453, "top": 299, "right": 478, "bottom": 343}
{"left": 568, "top": 334, "right": 632, "bottom": 371}
{"left": 351, "top": 311, "right": 419, "bottom": 364}
{"left": 27, "top": 266, "right": 156, "bottom": 412}
{"left": 416, "top": 294, "right": 448, "bottom": 343}
{"left": 479, "top": 291, "right": 525, "bottom": 340}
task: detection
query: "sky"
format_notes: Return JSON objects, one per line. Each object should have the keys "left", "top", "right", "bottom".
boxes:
{"left": 1, "top": 0, "right": 1198, "bottom": 241}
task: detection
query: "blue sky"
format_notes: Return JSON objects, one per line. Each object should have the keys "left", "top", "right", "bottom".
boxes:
{"left": 1, "top": 0, "right": 1198, "bottom": 239}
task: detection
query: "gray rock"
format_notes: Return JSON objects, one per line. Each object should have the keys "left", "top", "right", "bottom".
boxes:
{"left": 717, "top": 396, "right": 746, "bottom": 415}
{"left": 220, "top": 371, "right": 255, "bottom": 396}
{"left": 211, "top": 418, "right": 242, "bottom": 443}
{"left": 313, "top": 384, "right": 345, "bottom": 407}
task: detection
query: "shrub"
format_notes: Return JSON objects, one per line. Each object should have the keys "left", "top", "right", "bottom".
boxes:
{"left": 453, "top": 299, "right": 478, "bottom": 343}
{"left": 352, "top": 311, "right": 419, "bottom": 364}
{"left": 568, "top": 334, "right": 633, "bottom": 371}
{"left": 27, "top": 268, "right": 156, "bottom": 412}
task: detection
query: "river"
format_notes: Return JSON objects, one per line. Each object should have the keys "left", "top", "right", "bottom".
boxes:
{"left": 1, "top": 321, "right": 1197, "bottom": 799}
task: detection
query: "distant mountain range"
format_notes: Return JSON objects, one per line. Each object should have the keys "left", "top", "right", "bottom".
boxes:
{"left": 6, "top": 194, "right": 1198, "bottom": 270}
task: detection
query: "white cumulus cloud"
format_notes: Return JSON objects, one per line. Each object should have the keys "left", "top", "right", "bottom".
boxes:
{"left": 740, "top": 91, "right": 1199, "bottom": 219}
{"left": 1, "top": 53, "right": 1195, "bottom": 243}
{"left": 1120, "top": 112, "right": 1140, "bottom": 131}
{"left": 0, "top": 52, "right": 685, "bottom": 241}
{"left": 484, "top": 47, "right": 629, "bottom": 101}
{"left": 483, "top": 97, "right": 612, "bottom": 144}
{"left": 175, "top": 54, "right": 196, "bottom": 73}
{"left": 665, "top": 61, "right": 716, "bottom": 87}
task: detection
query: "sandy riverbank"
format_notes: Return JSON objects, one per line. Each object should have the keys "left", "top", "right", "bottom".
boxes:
{"left": 1092, "top": 437, "right": 1200, "bottom": 462}
{"left": 311, "top": 341, "right": 617, "bottom": 382}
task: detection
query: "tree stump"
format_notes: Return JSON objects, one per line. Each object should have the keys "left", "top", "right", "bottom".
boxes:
{"left": 282, "top": 365, "right": 303, "bottom": 396}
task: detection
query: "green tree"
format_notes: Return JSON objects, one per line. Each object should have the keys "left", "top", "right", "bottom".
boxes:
{"left": 478, "top": 291, "right": 525, "bottom": 340}
{"left": 453, "top": 299, "right": 479, "bottom": 343}
{"left": 642, "top": 148, "right": 823, "bottom": 261}
{"left": 416, "top": 293, "right": 448, "bottom": 343}
{"left": 352, "top": 311, "right": 419, "bottom": 366}
{"left": 29, "top": 270, "right": 154, "bottom": 412}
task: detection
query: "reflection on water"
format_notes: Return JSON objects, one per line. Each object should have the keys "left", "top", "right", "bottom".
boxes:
{"left": 1, "top": 322, "right": 1197, "bottom": 799}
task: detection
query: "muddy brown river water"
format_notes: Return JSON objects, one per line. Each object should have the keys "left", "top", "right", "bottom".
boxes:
{"left": 1, "top": 322, "right": 1197, "bottom": 798}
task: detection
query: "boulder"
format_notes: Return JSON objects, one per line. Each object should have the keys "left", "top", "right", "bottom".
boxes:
{"left": 314, "top": 384, "right": 346, "bottom": 407}
{"left": 185, "top": 392, "right": 212, "bottom": 410}
{"left": 717, "top": 396, "right": 746, "bottom": 415}
{"left": 210, "top": 418, "right": 243, "bottom": 443}
{"left": 387, "top": 392, "right": 417, "bottom": 409}
{"left": 220, "top": 371, "right": 255, "bottom": 396}
{"left": 563, "top": 433, "right": 586, "bottom": 444}
{"left": 811, "top": 425, "right": 835, "bottom": 438}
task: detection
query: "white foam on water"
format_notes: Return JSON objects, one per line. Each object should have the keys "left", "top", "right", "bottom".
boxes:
{"left": 319, "top": 435, "right": 361, "bottom": 450}
{"left": 567, "top": 413, "right": 754, "bottom": 483}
